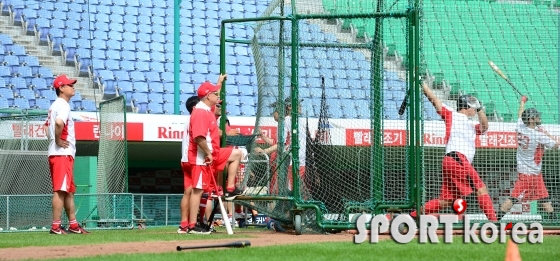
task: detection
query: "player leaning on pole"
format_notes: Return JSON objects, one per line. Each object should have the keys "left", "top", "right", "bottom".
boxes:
{"left": 497, "top": 96, "right": 560, "bottom": 221}
{"left": 44, "top": 75, "right": 89, "bottom": 234}
{"left": 186, "top": 74, "right": 244, "bottom": 234}
{"left": 410, "top": 81, "right": 498, "bottom": 222}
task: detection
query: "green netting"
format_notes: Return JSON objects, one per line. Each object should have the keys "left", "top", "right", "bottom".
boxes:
{"left": 96, "top": 96, "right": 128, "bottom": 220}
{"left": 222, "top": 0, "right": 418, "bottom": 234}
{"left": 0, "top": 114, "right": 51, "bottom": 231}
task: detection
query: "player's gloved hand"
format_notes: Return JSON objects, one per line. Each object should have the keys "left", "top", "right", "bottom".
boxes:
{"left": 467, "top": 96, "right": 482, "bottom": 112}
{"left": 521, "top": 96, "right": 528, "bottom": 103}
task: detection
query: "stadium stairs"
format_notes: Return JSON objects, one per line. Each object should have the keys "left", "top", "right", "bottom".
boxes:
{"left": 0, "top": 10, "right": 100, "bottom": 110}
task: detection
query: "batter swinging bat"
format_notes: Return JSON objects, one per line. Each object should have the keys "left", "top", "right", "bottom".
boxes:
{"left": 176, "top": 240, "right": 251, "bottom": 251}
{"left": 488, "top": 60, "right": 524, "bottom": 96}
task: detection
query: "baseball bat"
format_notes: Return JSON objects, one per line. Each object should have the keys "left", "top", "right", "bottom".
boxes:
{"left": 176, "top": 240, "right": 251, "bottom": 251}
{"left": 398, "top": 90, "right": 408, "bottom": 115}
{"left": 218, "top": 193, "right": 234, "bottom": 235}
{"left": 209, "top": 168, "right": 233, "bottom": 235}
{"left": 488, "top": 60, "right": 524, "bottom": 96}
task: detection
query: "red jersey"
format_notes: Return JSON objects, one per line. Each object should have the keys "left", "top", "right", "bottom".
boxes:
{"left": 188, "top": 102, "right": 220, "bottom": 165}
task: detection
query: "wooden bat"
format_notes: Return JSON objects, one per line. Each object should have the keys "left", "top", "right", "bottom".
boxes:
{"left": 488, "top": 60, "right": 523, "bottom": 96}
{"left": 177, "top": 240, "right": 251, "bottom": 251}
{"left": 208, "top": 168, "right": 233, "bottom": 235}
{"left": 398, "top": 90, "right": 408, "bottom": 115}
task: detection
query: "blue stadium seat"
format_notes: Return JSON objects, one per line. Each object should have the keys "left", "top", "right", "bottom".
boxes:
{"left": 118, "top": 60, "right": 136, "bottom": 72}
{"left": 39, "top": 89, "right": 57, "bottom": 101}
{"left": 144, "top": 71, "right": 160, "bottom": 82}
{"left": 148, "top": 92, "right": 164, "bottom": 104}
{"left": 162, "top": 82, "right": 174, "bottom": 94}
{"left": 116, "top": 81, "right": 133, "bottom": 96}
{"left": 34, "top": 98, "right": 50, "bottom": 110}
{"left": 0, "top": 97, "right": 9, "bottom": 109}
{"left": 113, "top": 70, "right": 131, "bottom": 82}
{"left": 158, "top": 71, "right": 172, "bottom": 82}
{"left": 132, "top": 92, "right": 148, "bottom": 105}
{"left": 9, "top": 78, "right": 27, "bottom": 90}
{"left": 129, "top": 71, "right": 145, "bottom": 82}
{"left": 147, "top": 102, "right": 163, "bottom": 114}
{"left": 162, "top": 93, "right": 175, "bottom": 104}
{"left": 149, "top": 82, "right": 164, "bottom": 94}
{"left": 163, "top": 103, "right": 175, "bottom": 114}
{"left": 0, "top": 87, "right": 14, "bottom": 101}
{"left": 149, "top": 61, "right": 164, "bottom": 72}
{"left": 424, "top": 101, "right": 442, "bottom": 121}
{"left": 240, "top": 105, "right": 255, "bottom": 116}
{"left": 239, "top": 96, "right": 255, "bottom": 107}
{"left": 342, "top": 106, "right": 358, "bottom": 118}
{"left": 81, "top": 100, "right": 97, "bottom": 112}
{"left": 133, "top": 82, "right": 149, "bottom": 93}
{"left": 226, "top": 104, "right": 241, "bottom": 116}
{"left": 31, "top": 78, "right": 48, "bottom": 91}
{"left": 133, "top": 61, "right": 150, "bottom": 72}
{"left": 13, "top": 97, "right": 30, "bottom": 109}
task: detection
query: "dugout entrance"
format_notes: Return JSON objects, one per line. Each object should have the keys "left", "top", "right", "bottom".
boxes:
{"left": 219, "top": 0, "right": 422, "bottom": 234}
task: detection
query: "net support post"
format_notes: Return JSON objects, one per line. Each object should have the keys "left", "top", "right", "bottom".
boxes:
{"left": 173, "top": 0, "right": 181, "bottom": 115}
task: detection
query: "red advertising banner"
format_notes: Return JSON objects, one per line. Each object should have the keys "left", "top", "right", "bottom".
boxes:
{"left": 75, "top": 122, "right": 143, "bottom": 141}
{"left": 345, "top": 129, "right": 406, "bottom": 146}
{"left": 345, "top": 129, "right": 518, "bottom": 148}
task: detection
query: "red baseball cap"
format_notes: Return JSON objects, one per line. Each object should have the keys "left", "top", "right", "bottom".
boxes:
{"left": 53, "top": 74, "right": 77, "bottom": 89}
{"left": 197, "top": 81, "right": 220, "bottom": 98}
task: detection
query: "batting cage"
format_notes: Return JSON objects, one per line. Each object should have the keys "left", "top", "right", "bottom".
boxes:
{"left": 221, "top": 0, "right": 420, "bottom": 235}
{"left": 222, "top": 0, "right": 560, "bottom": 234}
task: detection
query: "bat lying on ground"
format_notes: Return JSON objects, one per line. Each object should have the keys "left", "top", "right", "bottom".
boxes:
{"left": 177, "top": 241, "right": 251, "bottom": 251}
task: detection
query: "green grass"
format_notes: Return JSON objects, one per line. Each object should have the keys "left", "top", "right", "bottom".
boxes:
{"left": 4, "top": 229, "right": 560, "bottom": 261}
{"left": 37, "top": 236, "right": 560, "bottom": 261}
{"left": 0, "top": 226, "right": 250, "bottom": 248}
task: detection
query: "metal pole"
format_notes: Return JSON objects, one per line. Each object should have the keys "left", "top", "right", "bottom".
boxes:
{"left": 173, "top": 0, "right": 182, "bottom": 114}
{"left": 290, "top": 11, "right": 300, "bottom": 201}
{"left": 165, "top": 195, "right": 168, "bottom": 226}
{"left": 6, "top": 196, "right": 9, "bottom": 230}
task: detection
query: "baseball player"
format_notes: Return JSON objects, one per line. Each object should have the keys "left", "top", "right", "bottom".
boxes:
{"left": 410, "top": 82, "right": 498, "bottom": 222}
{"left": 45, "top": 75, "right": 89, "bottom": 234}
{"left": 177, "top": 96, "right": 202, "bottom": 234}
{"left": 497, "top": 96, "right": 560, "bottom": 221}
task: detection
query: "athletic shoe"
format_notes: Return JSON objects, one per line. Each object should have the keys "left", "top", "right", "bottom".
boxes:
{"left": 49, "top": 226, "right": 67, "bottom": 235}
{"left": 200, "top": 222, "right": 216, "bottom": 233}
{"left": 68, "top": 225, "right": 90, "bottom": 234}
{"left": 177, "top": 225, "right": 190, "bottom": 234}
{"left": 188, "top": 225, "right": 211, "bottom": 235}
{"left": 224, "top": 188, "right": 244, "bottom": 200}
{"left": 234, "top": 212, "right": 246, "bottom": 220}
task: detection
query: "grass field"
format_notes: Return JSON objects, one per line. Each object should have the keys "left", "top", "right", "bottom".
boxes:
{"left": 1, "top": 227, "right": 559, "bottom": 261}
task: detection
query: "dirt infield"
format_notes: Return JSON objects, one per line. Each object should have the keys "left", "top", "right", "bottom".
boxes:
{"left": 0, "top": 230, "right": 379, "bottom": 261}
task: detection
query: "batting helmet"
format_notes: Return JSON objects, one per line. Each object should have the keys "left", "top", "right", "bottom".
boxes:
{"left": 521, "top": 108, "right": 542, "bottom": 125}
{"left": 457, "top": 95, "right": 476, "bottom": 111}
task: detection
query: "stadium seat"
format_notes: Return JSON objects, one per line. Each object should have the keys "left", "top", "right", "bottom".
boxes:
{"left": 81, "top": 100, "right": 97, "bottom": 112}
{"left": 148, "top": 93, "right": 164, "bottom": 104}
{"left": 13, "top": 97, "right": 30, "bottom": 109}
{"left": 226, "top": 104, "right": 241, "bottom": 116}
{"left": 0, "top": 97, "right": 9, "bottom": 109}
{"left": 240, "top": 105, "right": 255, "bottom": 116}
{"left": 34, "top": 98, "right": 50, "bottom": 110}
{"left": 147, "top": 102, "right": 163, "bottom": 114}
